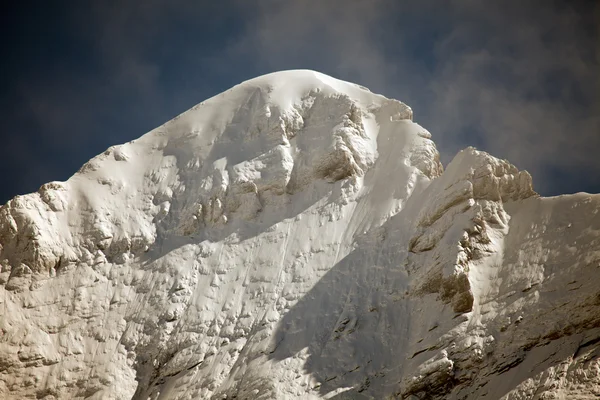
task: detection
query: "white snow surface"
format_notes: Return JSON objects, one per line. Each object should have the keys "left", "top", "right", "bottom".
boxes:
{"left": 1, "top": 70, "right": 599, "bottom": 399}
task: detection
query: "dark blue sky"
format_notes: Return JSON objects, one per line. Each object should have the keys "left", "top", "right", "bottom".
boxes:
{"left": 1, "top": 0, "right": 599, "bottom": 204}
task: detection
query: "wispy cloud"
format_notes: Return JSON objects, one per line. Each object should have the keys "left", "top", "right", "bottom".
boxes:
{"left": 426, "top": 1, "right": 600, "bottom": 194}
{"left": 233, "top": 0, "right": 394, "bottom": 89}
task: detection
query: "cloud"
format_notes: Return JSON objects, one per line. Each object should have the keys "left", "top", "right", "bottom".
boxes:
{"left": 230, "top": 0, "right": 396, "bottom": 90}
{"left": 426, "top": 1, "right": 600, "bottom": 193}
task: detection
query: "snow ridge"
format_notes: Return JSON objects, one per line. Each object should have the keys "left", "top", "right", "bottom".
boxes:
{"left": 1, "top": 70, "right": 599, "bottom": 400}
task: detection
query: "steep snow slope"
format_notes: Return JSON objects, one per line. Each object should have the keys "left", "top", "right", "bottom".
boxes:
{"left": 0, "top": 70, "right": 599, "bottom": 400}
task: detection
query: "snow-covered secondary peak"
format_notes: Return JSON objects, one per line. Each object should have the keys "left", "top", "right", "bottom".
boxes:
{"left": 1, "top": 71, "right": 600, "bottom": 400}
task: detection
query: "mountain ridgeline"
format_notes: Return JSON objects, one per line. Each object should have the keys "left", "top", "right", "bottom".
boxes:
{"left": 1, "top": 70, "right": 599, "bottom": 399}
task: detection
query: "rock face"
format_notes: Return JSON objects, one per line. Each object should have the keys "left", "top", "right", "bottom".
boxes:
{"left": 0, "top": 70, "right": 599, "bottom": 400}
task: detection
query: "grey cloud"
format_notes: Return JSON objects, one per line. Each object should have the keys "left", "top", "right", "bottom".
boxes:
{"left": 233, "top": 0, "right": 396, "bottom": 90}
{"left": 427, "top": 1, "right": 600, "bottom": 193}
{"left": 74, "top": 1, "right": 169, "bottom": 97}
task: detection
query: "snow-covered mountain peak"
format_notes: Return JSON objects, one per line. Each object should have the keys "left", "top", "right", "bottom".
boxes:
{"left": 221, "top": 70, "right": 385, "bottom": 110}
{"left": 0, "top": 70, "right": 432, "bottom": 278}
{"left": 1, "top": 72, "right": 599, "bottom": 400}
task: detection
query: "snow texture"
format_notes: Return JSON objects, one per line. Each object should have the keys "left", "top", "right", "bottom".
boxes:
{"left": 1, "top": 70, "right": 599, "bottom": 399}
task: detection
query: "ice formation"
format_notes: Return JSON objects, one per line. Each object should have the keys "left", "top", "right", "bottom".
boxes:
{"left": 1, "top": 70, "right": 599, "bottom": 399}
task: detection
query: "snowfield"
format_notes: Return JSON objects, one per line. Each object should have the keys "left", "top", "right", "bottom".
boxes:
{"left": 1, "top": 70, "right": 599, "bottom": 399}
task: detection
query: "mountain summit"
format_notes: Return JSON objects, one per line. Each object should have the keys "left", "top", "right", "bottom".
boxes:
{"left": 1, "top": 70, "right": 599, "bottom": 399}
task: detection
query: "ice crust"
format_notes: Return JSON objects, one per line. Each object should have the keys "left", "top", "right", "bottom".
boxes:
{"left": 1, "top": 70, "right": 599, "bottom": 399}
